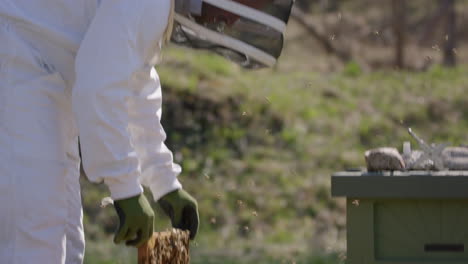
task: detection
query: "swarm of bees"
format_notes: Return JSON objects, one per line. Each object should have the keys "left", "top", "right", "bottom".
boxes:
{"left": 138, "top": 229, "right": 190, "bottom": 264}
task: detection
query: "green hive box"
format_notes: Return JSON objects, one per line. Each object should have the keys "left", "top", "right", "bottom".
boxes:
{"left": 332, "top": 171, "right": 468, "bottom": 264}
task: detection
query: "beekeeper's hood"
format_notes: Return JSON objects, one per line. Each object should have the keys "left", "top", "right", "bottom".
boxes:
{"left": 172, "top": 0, "right": 294, "bottom": 69}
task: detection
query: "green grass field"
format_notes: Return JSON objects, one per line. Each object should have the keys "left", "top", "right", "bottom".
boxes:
{"left": 82, "top": 45, "right": 468, "bottom": 264}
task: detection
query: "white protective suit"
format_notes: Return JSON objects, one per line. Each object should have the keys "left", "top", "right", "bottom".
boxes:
{"left": 0, "top": 0, "right": 182, "bottom": 263}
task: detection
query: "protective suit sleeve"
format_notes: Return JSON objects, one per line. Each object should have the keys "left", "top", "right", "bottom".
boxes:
{"left": 73, "top": 0, "right": 182, "bottom": 200}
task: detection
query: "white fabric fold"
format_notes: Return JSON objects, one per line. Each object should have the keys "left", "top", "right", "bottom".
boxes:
{"left": 73, "top": 0, "right": 182, "bottom": 200}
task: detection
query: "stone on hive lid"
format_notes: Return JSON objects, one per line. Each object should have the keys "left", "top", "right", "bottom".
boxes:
{"left": 365, "top": 148, "right": 405, "bottom": 172}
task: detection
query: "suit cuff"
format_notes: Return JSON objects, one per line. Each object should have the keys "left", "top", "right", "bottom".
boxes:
{"left": 145, "top": 167, "right": 183, "bottom": 201}
{"left": 105, "top": 177, "right": 144, "bottom": 200}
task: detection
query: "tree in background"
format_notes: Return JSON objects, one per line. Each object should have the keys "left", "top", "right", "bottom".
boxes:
{"left": 295, "top": 0, "right": 343, "bottom": 12}
{"left": 293, "top": 0, "right": 460, "bottom": 70}
{"left": 420, "top": 0, "right": 458, "bottom": 67}
{"left": 442, "top": 0, "right": 456, "bottom": 67}
{"left": 392, "top": 0, "right": 407, "bottom": 69}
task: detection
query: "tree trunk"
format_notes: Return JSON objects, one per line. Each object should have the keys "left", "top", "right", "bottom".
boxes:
{"left": 442, "top": 0, "right": 457, "bottom": 67}
{"left": 321, "top": 0, "right": 339, "bottom": 12}
{"left": 291, "top": 7, "right": 352, "bottom": 62}
{"left": 392, "top": 0, "right": 406, "bottom": 69}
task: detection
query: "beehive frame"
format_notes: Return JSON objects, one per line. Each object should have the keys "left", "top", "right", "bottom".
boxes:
{"left": 138, "top": 229, "right": 190, "bottom": 264}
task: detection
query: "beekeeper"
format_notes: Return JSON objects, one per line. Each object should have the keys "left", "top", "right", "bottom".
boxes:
{"left": 0, "top": 0, "right": 200, "bottom": 263}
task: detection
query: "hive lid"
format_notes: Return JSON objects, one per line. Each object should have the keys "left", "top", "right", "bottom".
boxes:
{"left": 332, "top": 170, "right": 468, "bottom": 198}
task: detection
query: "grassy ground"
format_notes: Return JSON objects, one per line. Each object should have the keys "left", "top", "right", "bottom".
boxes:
{"left": 82, "top": 44, "right": 468, "bottom": 263}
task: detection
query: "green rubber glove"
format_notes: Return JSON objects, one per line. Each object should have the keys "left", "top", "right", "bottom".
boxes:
{"left": 158, "top": 189, "right": 199, "bottom": 240}
{"left": 113, "top": 194, "right": 155, "bottom": 247}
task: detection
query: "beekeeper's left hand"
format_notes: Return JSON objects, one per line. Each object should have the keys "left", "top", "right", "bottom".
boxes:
{"left": 158, "top": 189, "right": 199, "bottom": 240}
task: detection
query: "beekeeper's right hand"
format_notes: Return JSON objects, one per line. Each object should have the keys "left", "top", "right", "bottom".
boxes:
{"left": 113, "top": 194, "right": 155, "bottom": 247}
